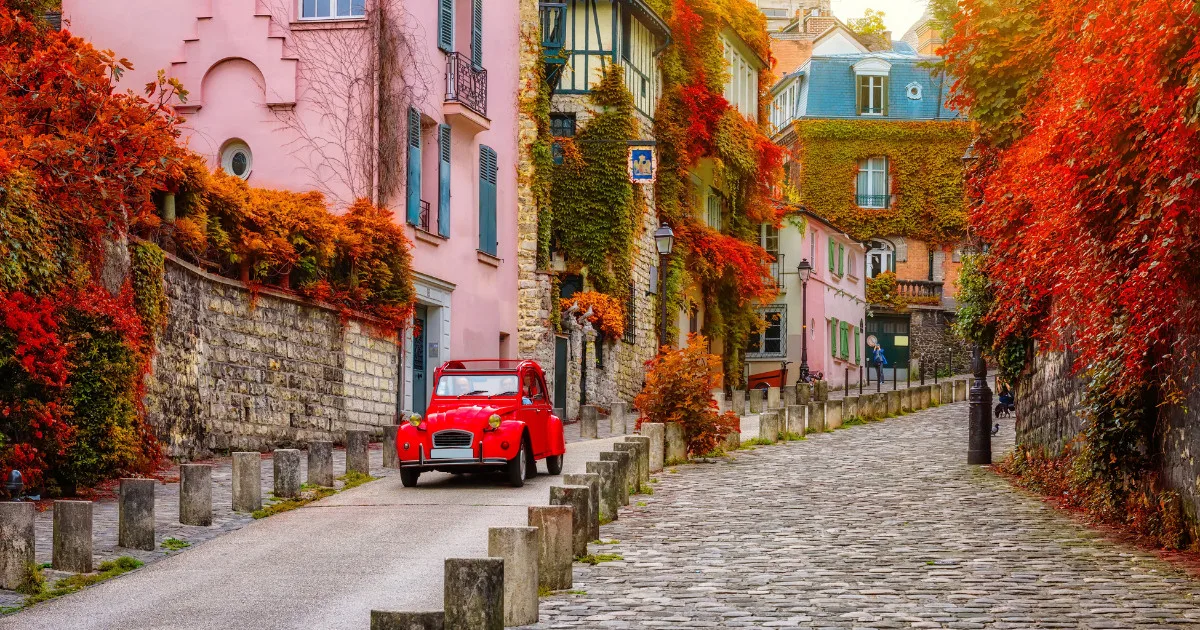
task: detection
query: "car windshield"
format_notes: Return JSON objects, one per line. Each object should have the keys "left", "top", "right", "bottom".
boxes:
{"left": 434, "top": 372, "right": 521, "bottom": 398}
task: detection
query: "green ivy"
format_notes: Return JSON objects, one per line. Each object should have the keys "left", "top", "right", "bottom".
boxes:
{"left": 129, "top": 241, "right": 168, "bottom": 336}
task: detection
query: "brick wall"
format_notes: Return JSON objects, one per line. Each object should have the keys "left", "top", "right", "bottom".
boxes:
{"left": 146, "top": 256, "right": 399, "bottom": 459}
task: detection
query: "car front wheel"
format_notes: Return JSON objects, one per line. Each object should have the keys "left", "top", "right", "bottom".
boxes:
{"left": 545, "top": 454, "right": 563, "bottom": 475}
{"left": 400, "top": 468, "right": 420, "bottom": 488}
{"left": 506, "top": 442, "right": 527, "bottom": 488}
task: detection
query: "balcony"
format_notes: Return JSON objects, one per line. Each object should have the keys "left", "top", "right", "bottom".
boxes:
{"left": 540, "top": 3, "right": 567, "bottom": 62}
{"left": 896, "top": 279, "right": 943, "bottom": 307}
{"left": 444, "top": 52, "right": 489, "bottom": 133}
{"left": 416, "top": 200, "right": 432, "bottom": 233}
{"left": 856, "top": 194, "right": 891, "bottom": 208}
{"left": 768, "top": 253, "right": 786, "bottom": 295}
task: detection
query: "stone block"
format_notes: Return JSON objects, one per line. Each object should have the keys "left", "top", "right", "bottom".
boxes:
{"left": 930, "top": 383, "right": 942, "bottom": 406}
{"left": 623, "top": 436, "right": 651, "bottom": 487}
{"left": 370, "top": 611, "right": 444, "bottom": 630}
{"left": 826, "top": 400, "right": 844, "bottom": 430}
{"left": 549, "top": 485, "right": 591, "bottom": 556}
{"left": 444, "top": 557, "right": 503, "bottom": 630}
{"left": 796, "top": 383, "right": 812, "bottom": 405}
{"left": 178, "top": 464, "right": 212, "bottom": 527}
{"left": 784, "top": 405, "right": 804, "bottom": 434}
{"left": 118, "top": 478, "right": 155, "bottom": 551}
{"left": 731, "top": 390, "right": 746, "bottom": 416}
{"left": 814, "top": 380, "right": 829, "bottom": 402}
{"left": 273, "top": 449, "right": 302, "bottom": 499}
{"left": 599, "top": 451, "right": 632, "bottom": 506}
{"left": 843, "top": 397, "right": 859, "bottom": 421}
{"left": 609, "top": 402, "right": 627, "bottom": 435}
{"left": 585, "top": 460, "right": 621, "bottom": 523}
{"left": 232, "top": 452, "right": 262, "bottom": 513}
{"left": 664, "top": 422, "right": 687, "bottom": 464}
{"left": 52, "top": 500, "right": 92, "bottom": 573}
{"left": 758, "top": 410, "right": 780, "bottom": 443}
{"left": 722, "top": 423, "right": 741, "bottom": 451}
{"left": 942, "top": 382, "right": 955, "bottom": 405}
{"left": 383, "top": 425, "right": 399, "bottom": 469}
{"left": 901, "top": 388, "right": 913, "bottom": 413}
{"left": 0, "top": 502, "right": 34, "bottom": 590}
{"left": 641, "top": 422, "right": 665, "bottom": 472}
{"left": 887, "top": 390, "right": 901, "bottom": 417}
{"left": 612, "top": 443, "right": 642, "bottom": 492}
{"left": 748, "top": 388, "right": 764, "bottom": 414}
{"left": 562, "top": 473, "right": 600, "bottom": 541}
{"left": 766, "top": 386, "right": 781, "bottom": 410}
{"left": 308, "top": 441, "right": 334, "bottom": 487}
{"left": 580, "top": 405, "right": 599, "bottom": 440}
{"left": 488, "top": 526, "right": 539, "bottom": 626}
{"left": 807, "top": 402, "right": 826, "bottom": 433}
{"left": 347, "top": 430, "right": 370, "bottom": 475}
{"left": 781, "top": 385, "right": 796, "bottom": 408}
{"left": 874, "top": 393, "right": 889, "bottom": 419}
{"left": 955, "top": 379, "right": 968, "bottom": 402}
{"left": 528, "top": 505, "right": 573, "bottom": 591}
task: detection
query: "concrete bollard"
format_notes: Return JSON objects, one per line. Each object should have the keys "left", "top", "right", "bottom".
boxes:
{"left": 585, "top": 460, "right": 621, "bottom": 523}
{"left": 444, "top": 557, "right": 504, "bottom": 630}
{"left": 347, "top": 430, "right": 370, "bottom": 476}
{"left": 722, "top": 418, "right": 741, "bottom": 451}
{"left": 179, "top": 463, "right": 212, "bottom": 526}
{"left": 955, "top": 379, "right": 968, "bottom": 402}
{"left": 930, "top": 383, "right": 942, "bottom": 406}
{"left": 876, "top": 393, "right": 890, "bottom": 418}
{"left": 826, "top": 400, "right": 844, "bottom": 430}
{"left": 562, "top": 473, "right": 600, "bottom": 541}
{"left": 731, "top": 390, "right": 746, "bottom": 417}
{"left": 52, "top": 500, "right": 92, "bottom": 573}
{"left": 901, "top": 388, "right": 913, "bottom": 413}
{"left": 843, "top": 397, "right": 859, "bottom": 422}
{"left": 623, "top": 436, "right": 651, "bottom": 488}
{"left": 612, "top": 442, "right": 643, "bottom": 492}
{"left": 488, "top": 526, "right": 539, "bottom": 626}
{"left": 814, "top": 380, "right": 829, "bottom": 402}
{"left": 641, "top": 422, "right": 665, "bottom": 473}
{"left": 580, "top": 405, "right": 599, "bottom": 439}
{"left": 383, "top": 426, "right": 399, "bottom": 469}
{"left": 782, "top": 385, "right": 796, "bottom": 408}
{"left": 528, "top": 505, "right": 573, "bottom": 590}
{"left": 766, "top": 386, "right": 781, "bottom": 410}
{"left": 0, "top": 502, "right": 34, "bottom": 590}
{"left": 232, "top": 452, "right": 262, "bottom": 513}
{"left": 796, "top": 383, "right": 812, "bottom": 405}
{"left": 599, "top": 451, "right": 632, "bottom": 506}
{"left": 118, "top": 478, "right": 155, "bottom": 551}
{"left": 921, "top": 385, "right": 933, "bottom": 409}
{"left": 748, "top": 388, "right": 764, "bottom": 414}
{"left": 785, "top": 404, "right": 805, "bottom": 435}
{"left": 550, "top": 485, "right": 591, "bottom": 556}
{"left": 664, "top": 422, "right": 687, "bottom": 464}
{"left": 808, "top": 402, "right": 826, "bottom": 433}
{"left": 308, "top": 441, "right": 335, "bottom": 487}
{"left": 887, "top": 390, "right": 901, "bottom": 417}
{"left": 370, "top": 611, "right": 445, "bottom": 630}
{"left": 942, "top": 382, "right": 954, "bottom": 405}
{"left": 609, "top": 402, "right": 627, "bottom": 435}
{"left": 758, "top": 410, "right": 780, "bottom": 443}
{"left": 273, "top": 449, "right": 302, "bottom": 499}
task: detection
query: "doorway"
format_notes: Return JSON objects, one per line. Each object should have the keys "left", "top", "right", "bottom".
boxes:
{"left": 554, "top": 335, "right": 568, "bottom": 411}
{"left": 413, "top": 304, "right": 429, "bottom": 415}
{"left": 866, "top": 314, "right": 911, "bottom": 374}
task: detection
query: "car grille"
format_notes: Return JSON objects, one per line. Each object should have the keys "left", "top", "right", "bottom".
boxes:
{"left": 432, "top": 430, "right": 474, "bottom": 449}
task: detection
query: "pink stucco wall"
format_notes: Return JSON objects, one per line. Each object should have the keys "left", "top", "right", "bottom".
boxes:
{"left": 62, "top": 0, "right": 520, "bottom": 363}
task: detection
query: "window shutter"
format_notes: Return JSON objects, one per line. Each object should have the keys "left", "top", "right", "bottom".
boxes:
{"left": 838, "top": 243, "right": 844, "bottom": 276}
{"left": 882, "top": 75, "right": 890, "bottom": 116}
{"left": 828, "top": 237, "right": 835, "bottom": 272}
{"left": 406, "top": 107, "right": 422, "bottom": 225}
{"left": 855, "top": 76, "right": 863, "bottom": 115}
{"left": 471, "top": 0, "right": 483, "bottom": 67}
{"left": 840, "top": 322, "right": 850, "bottom": 359}
{"left": 830, "top": 318, "right": 838, "bottom": 357}
{"left": 478, "top": 145, "right": 498, "bottom": 256}
{"left": 854, "top": 328, "right": 861, "bottom": 364}
{"left": 438, "top": 0, "right": 453, "bottom": 52}
{"left": 438, "top": 124, "right": 452, "bottom": 238}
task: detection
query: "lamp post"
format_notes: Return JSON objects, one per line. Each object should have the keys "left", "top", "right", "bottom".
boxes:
{"left": 654, "top": 222, "right": 675, "bottom": 351}
{"left": 796, "top": 258, "right": 813, "bottom": 383}
{"left": 962, "top": 142, "right": 992, "bottom": 465}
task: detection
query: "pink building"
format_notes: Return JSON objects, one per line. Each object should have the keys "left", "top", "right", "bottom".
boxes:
{"left": 62, "top": 0, "right": 520, "bottom": 414}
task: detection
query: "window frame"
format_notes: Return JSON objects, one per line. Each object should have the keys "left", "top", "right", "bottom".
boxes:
{"left": 857, "top": 157, "right": 889, "bottom": 208}
{"left": 299, "top": 0, "right": 366, "bottom": 21}
{"left": 858, "top": 75, "right": 885, "bottom": 115}
{"left": 746, "top": 305, "right": 786, "bottom": 359}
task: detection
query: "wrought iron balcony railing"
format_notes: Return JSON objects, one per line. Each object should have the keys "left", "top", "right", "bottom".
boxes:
{"left": 446, "top": 52, "right": 488, "bottom": 118}
{"left": 856, "top": 194, "right": 891, "bottom": 208}
{"left": 768, "top": 253, "right": 786, "bottom": 295}
{"left": 417, "top": 200, "right": 432, "bottom": 233}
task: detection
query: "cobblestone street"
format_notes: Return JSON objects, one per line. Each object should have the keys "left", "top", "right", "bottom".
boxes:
{"left": 528, "top": 401, "right": 1200, "bottom": 629}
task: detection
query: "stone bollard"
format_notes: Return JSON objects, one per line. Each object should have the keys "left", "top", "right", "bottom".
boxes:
{"left": 921, "top": 385, "right": 933, "bottom": 409}
{"left": 444, "top": 557, "right": 504, "bottom": 630}
{"left": 955, "top": 379, "right": 968, "bottom": 402}
{"left": 488, "top": 526, "right": 539, "bottom": 626}
{"left": 641, "top": 422, "right": 665, "bottom": 473}
{"left": 722, "top": 418, "right": 741, "bottom": 451}
{"left": 553, "top": 407, "right": 565, "bottom": 421}
{"left": 179, "top": 464, "right": 212, "bottom": 526}
{"left": 383, "top": 426, "right": 399, "bottom": 469}
{"left": 782, "top": 385, "right": 796, "bottom": 408}
{"left": 731, "top": 390, "right": 746, "bottom": 416}
{"left": 808, "top": 401, "right": 826, "bottom": 433}
{"left": 613, "top": 442, "right": 643, "bottom": 492}
{"left": 623, "top": 436, "right": 651, "bottom": 488}
{"left": 562, "top": 473, "right": 600, "bottom": 541}
{"left": 0, "top": 502, "right": 34, "bottom": 590}
{"left": 766, "top": 386, "right": 781, "bottom": 410}
{"left": 347, "top": 430, "right": 370, "bottom": 476}
{"left": 930, "top": 383, "right": 942, "bottom": 406}
{"left": 875, "top": 393, "right": 889, "bottom": 418}
{"left": 826, "top": 400, "right": 844, "bottom": 430}
{"left": 118, "top": 478, "right": 155, "bottom": 551}
{"left": 580, "top": 405, "right": 599, "bottom": 440}
{"left": 758, "top": 410, "right": 780, "bottom": 443}
{"left": 308, "top": 441, "right": 334, "bottom": 487}
{"left": 796, "top": 383, "right": 812, "bottom": 405}
{"left": 887, "top": 390, "right": 901, "bottom": 417}
{"left": 528, "top": 505, "right": 573, "bottom": 590}
{"left": 599, "top": 451, "right": 632, "bottom": 506}
{"left": 942, "top": 382, "right": 955, "bottom": 405}
{"left": 370, "top": 611, "right": 444, "bottom": 630}
{"left": 550, "top": 485, "right": 591, "bottom": 556}
{"left": 843, "top": 397, "right": 859, "bottom": 422}
{"left": 814, "top": 380, "right": 829, "bottom": 402}
{"left": 232, "top": 452, "right": 262, "bottom": 513}
{"left": 52, "top": 500, "right": 92, "bottom": 573}
{"left": 900, "top": 388, "right": 913, "bottom": 413}
{"left": 748, "top": 388, "right": 764, "bottom": 414}
{"left": 585, "top": 461, "right": 620, "bottom": 523}
{"left": 785, "top": 404, "right": 805, "bottom": 435}
{"left": 664, "top": 422, "right": 687, "bottom": 464}
{"left": 609, "top": 402, "right": 627, "bottom": 435}
{"left": 273, "top": 449, "right": 302, "bottom": 499}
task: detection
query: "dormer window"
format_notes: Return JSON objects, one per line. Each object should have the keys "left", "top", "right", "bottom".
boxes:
{"left": 853, "top": 58, "right": 892, "bottom": 117}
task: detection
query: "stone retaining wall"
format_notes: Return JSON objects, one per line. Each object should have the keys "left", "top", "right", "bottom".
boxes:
{"left": 1014, "top": 346, "right": 1086, "bottom": 454}
{"left": 146, "top": 256, "right": 399, "bottom": 459}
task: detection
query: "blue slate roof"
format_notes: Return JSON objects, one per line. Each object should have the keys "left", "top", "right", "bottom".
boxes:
{"left": 789, "top": 46, "right": 960, "bottom": 121}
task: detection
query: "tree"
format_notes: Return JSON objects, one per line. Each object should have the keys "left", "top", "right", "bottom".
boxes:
{"left": 847, "top": 9, "right": 887, "bottom": 36}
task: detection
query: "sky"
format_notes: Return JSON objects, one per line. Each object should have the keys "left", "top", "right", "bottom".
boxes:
{"left": 830, "top": 0, "right": 930, "bottom": 37}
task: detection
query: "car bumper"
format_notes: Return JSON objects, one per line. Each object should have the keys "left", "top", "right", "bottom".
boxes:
{"left": 398, "top": 457, "right": 509, "bottom": 468}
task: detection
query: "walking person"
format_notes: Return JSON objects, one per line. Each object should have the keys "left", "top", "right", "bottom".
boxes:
{"left": 872, "top": 342, "right": 888, "bottom": 384}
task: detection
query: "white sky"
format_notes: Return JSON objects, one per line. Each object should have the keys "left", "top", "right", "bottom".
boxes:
{"left": 830, "top": 0, "right": 930, "bottom": 37}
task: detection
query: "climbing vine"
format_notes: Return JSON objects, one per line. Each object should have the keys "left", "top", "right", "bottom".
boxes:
{"left": 129, "top": 241, "right": 169, "bottom": 338}
{"left": 559, "top": 291, "right": 626, "bottom": 339}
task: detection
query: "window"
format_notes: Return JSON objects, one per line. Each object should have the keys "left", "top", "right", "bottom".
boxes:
{"left": 906, "top": 81, "right": 923, "bottom": 100}
{"left": 857, "top": 157, "right": 889, "bottom": 208}
{"left": 620, "top": 7, "right": 633, "bottom": 62}
{"left": 301, "top": 0, "right": 365, "bottom": 19}
{"left": 706, "top": 192, "right": 723, "bottom": 231}
{"left": 760, "top": 223, "right": 778, "bottom": 256}
{"left": 747, "top": 306, "right": 785, "bottom": 358}
{"left": 810, "top": 231, "right": 817, "bottom": 274}
{"left": 858, "top": 75, "right": 885, "bottom": 115}
{"left": 220, "top": 141, "right": 252, "bottom": 180}
{"left": 478, "top": 145, "right": 498, "bottom": 256}
{"left": 848, "top": 252, "right": 857, "bottom": 278}
{"left": 866, "top": 240, "right": 896, "bottom": 279}
{"left": 550, "top": 114, "right": 576, "bottom": 138}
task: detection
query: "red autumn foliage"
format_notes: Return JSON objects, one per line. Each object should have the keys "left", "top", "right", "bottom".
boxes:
{"left": 678, "top": 223, "right": 778, "bottom": 306}
{"left": 634, "top": 334, "right": 740, "bottom": 456}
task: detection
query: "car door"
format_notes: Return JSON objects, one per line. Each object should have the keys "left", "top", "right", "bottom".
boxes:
{"left": 521, "top": 369, "right": 551, "bottom": 456}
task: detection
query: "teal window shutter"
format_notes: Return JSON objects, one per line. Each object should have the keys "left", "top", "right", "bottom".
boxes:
{"left": 471, "top": 0, "right": 483, "bottom": 67}
{"left": 438, "top": 124, "right": 452, "bottom": 238}
{"left": 406, "top": 107, "right": 422, "bottom": 225}
{"left": 478, "top": 145, "right": 498, "bottom": 256}
{"left": 830, "top": 318, "right": 838, "bottom": 357}
{"left": 438, "top": 0, "right": 453, "bottom": 52}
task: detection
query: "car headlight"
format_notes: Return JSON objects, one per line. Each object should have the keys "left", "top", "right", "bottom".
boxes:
{"left": 409, "top": 413, "right": 422, "bottom": 428}
{"left": 488, "top": 414, "right": 502, "bottom": 429}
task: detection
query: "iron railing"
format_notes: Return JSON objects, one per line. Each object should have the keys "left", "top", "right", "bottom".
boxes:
{"left": 446, "top": 52, "right": 488, "bottom": 118}
{"left": 768, "top": 253, "right": 786, "bottom": 294}
{"left": 856, "top": 194, "right": 891, "bottom": 208}
{"left": 417, "top": 200, "right": 432, "bottom": 233}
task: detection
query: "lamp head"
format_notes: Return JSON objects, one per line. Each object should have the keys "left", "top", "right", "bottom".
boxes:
{"left": 654, "top": 222, "right": 675, "bottom": 256}
{"left": 796, "top": 257, "right": 813, "bottom": 283}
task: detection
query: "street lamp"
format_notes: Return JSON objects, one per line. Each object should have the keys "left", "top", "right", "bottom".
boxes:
{"left": 962, "top": 142, "right": 992, "bottom": 465}
{"left": 796, "top": 258, "right": 813, "bottom": 383}
{"left": 654, "top": 222, "right": 675, "bottom": 350}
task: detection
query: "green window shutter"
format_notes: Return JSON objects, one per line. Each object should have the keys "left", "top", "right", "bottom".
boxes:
{"left": 828, "top": 237, "right": 835, "bottom": 272}
{"left": 437, "top": 124, "right": 452, "bottom": 238}
{"left": 830, "top": 318, "right": 838, "bottom": 357}
{"left": 882, "top": 75, "right": 890, "bottom": 116}
{"left": 478, "top": 145, "right": 498, "bottom": 256}
{"left": 471, "top": 0, "right": 483, "bottom": 67}
{"left": 840, "top": 322, "right": 850, "bottom": 359}
{"left": 438, "top": 0, "right": 454, "bottom": 52}
{"left": 406, "top": 107, "right": 422, "bottom": 225}
{"left": 854, "top": 328, "right": 861, "bottom": 364}
{"left": 838, "top": 243, "right": 845, "bottom": 275}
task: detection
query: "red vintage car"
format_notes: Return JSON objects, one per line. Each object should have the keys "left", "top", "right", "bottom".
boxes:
{"left": 396, "top": 359, "right": 566, "bottom": 488}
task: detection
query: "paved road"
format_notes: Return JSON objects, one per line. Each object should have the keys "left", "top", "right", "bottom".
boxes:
{"left": 3, "top": 437, "right": 626, "bottom": 630}
{"left": 528, "top": 402, "right": 1200, "bottom": 629}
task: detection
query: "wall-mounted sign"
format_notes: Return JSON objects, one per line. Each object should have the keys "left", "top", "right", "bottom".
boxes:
{"left": 628, "top": 147, "right": 656, "bottom": 184}
{"left": 894, "top": 335, "right": 910, "bottom": 347}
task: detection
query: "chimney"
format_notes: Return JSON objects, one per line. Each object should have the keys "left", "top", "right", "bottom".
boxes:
{"left": 881, "top": 30, "right": 892, "bottom": 44}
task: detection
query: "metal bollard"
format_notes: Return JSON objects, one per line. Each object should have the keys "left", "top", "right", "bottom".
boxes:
{"left": 858, "top": 367, "right": 863, "bottom": 395}
{"left": 893, "top": 366, "right": 897, "bottom": 390}
{"left": 934, "top": 360, "right": 940, "bottom": 384}
{"left": 968, "top": 345, "right": 993, "bottom": 465}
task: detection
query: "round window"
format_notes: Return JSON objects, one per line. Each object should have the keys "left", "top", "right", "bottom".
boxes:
{"left": 221, "top": 141, "right": 253, "bottom": 180}
{"left": 906, "top": 82, "right": 923, "bottom": 101}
